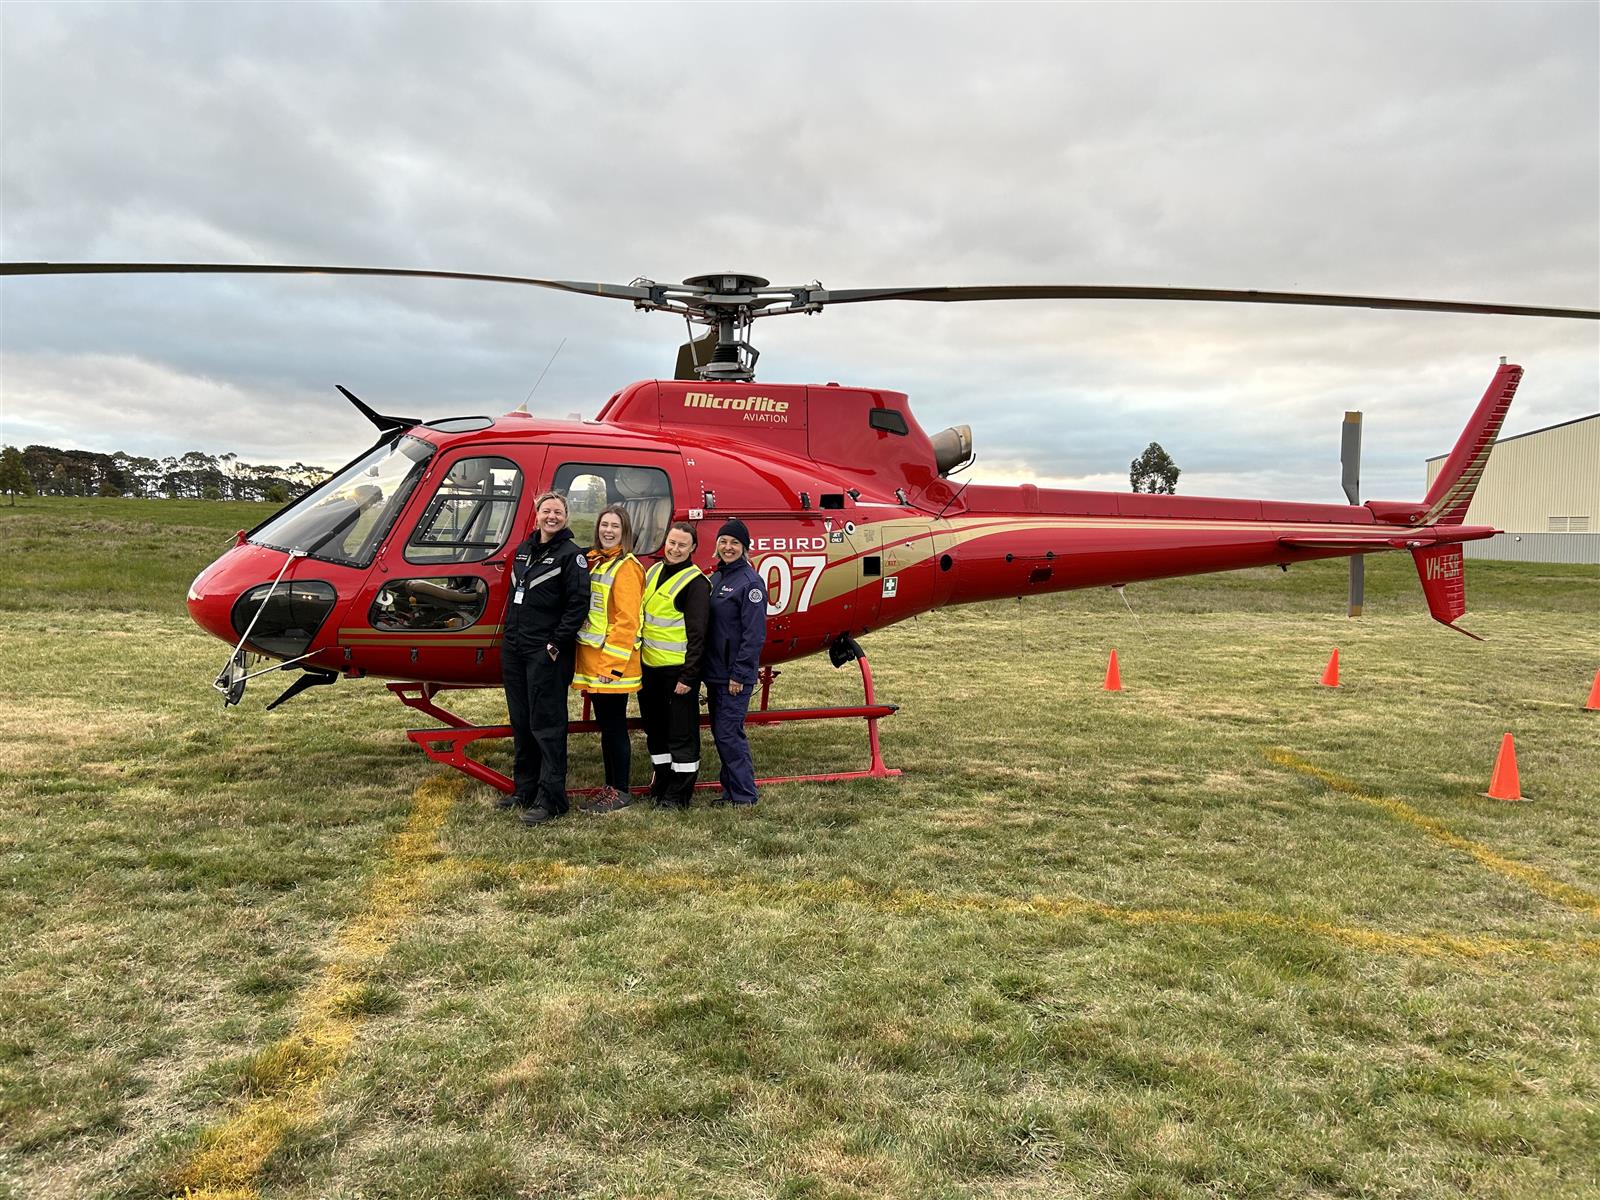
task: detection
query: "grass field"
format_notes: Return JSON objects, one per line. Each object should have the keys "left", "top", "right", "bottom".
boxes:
{"left": 2, "top": 497, "right": 1597, "bottom": 1200}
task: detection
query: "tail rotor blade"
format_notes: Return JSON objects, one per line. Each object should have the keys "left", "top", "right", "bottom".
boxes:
{"left": 1349, "top": 554, "right": 1365, "bottom": 617}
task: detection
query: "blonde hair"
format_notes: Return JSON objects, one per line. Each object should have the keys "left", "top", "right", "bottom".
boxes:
{"left": 591, "top": 504, "right": 635, "bottom": 555}
{"left": 533, "top": 490, "right": 568, "bottom": 513}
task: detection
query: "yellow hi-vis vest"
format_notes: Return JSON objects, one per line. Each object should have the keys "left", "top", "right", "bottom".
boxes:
{"left": 640, "top": 560, "right": 703, "bottom": 668}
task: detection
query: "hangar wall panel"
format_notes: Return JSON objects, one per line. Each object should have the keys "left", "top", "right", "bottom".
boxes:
{"left": 1463, "top": 533, "right": 1600, "bottom": 564}
{"left": 1425, "top": 415, "right": 1598, "bottom": 562}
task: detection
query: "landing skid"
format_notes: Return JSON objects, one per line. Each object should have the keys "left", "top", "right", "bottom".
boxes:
{"left": 389, "top": 651, "right": 901, "bottom": 797}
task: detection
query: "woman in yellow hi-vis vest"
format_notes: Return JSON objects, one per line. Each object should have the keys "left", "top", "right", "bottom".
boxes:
{"left": 638, "top": 520, "right": 710, "bottom": 808}
{"left": 572, "top": 504, "right": 645, "bottom": 812}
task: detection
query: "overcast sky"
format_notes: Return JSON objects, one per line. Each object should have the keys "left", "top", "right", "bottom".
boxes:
{"left": 1, "top": 1, "right": 1595, "bottom": 502}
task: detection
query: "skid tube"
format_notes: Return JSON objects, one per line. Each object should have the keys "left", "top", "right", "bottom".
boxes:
{"left": 389, "top": 648, "right": 901, "bottom": 797}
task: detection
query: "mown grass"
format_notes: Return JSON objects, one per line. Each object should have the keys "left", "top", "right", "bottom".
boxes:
{"left": 0, "top": 496, "right": 280, "bottom": 613}
{"left": 1, "top": 498, "right": 1597, "bottom": 1199}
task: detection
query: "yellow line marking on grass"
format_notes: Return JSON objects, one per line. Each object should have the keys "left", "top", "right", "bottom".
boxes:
{"left": 448, "top": 856, "right": 1598, "bottom": 962}
{"left": 1267, "top": 749, "right": 1600, "bottom": 919}
{"left": 170, "top": 773, "right": 463, "bottom": 1200}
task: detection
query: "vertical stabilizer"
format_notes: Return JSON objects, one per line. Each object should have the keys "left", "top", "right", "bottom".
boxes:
{"left": 1418, "top": 363, "right": 1521, "bottom": 525}
{"left": 1412, "top": 544, "right": 1481, "bottom": 639}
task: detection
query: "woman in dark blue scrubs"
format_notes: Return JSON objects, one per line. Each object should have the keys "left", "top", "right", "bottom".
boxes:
{"left": 701, "top": 518, "right": 767, "bottom": 806}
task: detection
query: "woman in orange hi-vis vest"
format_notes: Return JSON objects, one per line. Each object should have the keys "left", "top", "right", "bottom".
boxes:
{"left": 572, "top": 503, "right": 645, "bottom": 812}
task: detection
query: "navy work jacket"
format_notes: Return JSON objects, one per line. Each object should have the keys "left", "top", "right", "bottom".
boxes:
{"left": 703, "top": 556, "right": 767, "bottom": 685}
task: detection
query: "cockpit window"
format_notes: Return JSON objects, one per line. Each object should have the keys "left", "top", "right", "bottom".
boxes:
{"left": 251, "top": 435, "right": 434, "bottom": 567}
{"left": 369, "top": 576, "right": 489, "bottom": 630}
{"left": 405, "top": 456, "right": 522, "bottom": 564}
{"left": 551, "top": 461, "right": 673, "bottom": 553}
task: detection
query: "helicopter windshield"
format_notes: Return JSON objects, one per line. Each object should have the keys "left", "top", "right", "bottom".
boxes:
{"left": 251, "top": 435, "right": 435, "bottom": 567}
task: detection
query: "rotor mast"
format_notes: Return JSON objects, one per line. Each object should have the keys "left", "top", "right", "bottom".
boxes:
{"left": 631, "top": 272, "right": 823, "bottom": 382}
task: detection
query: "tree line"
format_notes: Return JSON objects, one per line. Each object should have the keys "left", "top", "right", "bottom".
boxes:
{"left": 0, "top": 444, "right": 327, "bottom": 505}
{"left": 3, "top": 439, "right": 1183, "bottom": 504}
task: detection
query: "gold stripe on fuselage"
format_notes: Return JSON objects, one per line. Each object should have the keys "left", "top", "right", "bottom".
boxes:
{"left": 794, "top": 513, "right": 1405, "bottom": 610}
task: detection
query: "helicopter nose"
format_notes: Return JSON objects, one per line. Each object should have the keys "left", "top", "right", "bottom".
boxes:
{"left": 186, "top": 543, "right": 343, "bottom": 660}
{"left": 187, "top": 547, "right": 251, "bottom": 647}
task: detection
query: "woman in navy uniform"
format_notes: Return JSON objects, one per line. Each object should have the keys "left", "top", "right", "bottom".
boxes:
{"left": 500, "top": 490, "right": 590, "bottom": 826}
{"left": 702, "top": 518, "right": 767, "bottom": 806}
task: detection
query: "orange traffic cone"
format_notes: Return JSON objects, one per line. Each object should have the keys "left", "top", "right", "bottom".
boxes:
{"left": 1585, "top": 668, "right": 1600, "bottom": 712}
{"left": 1103, "top": 649, "right": 1123, "bottom": 691}
{"left": 1320, "top": 648, "right": 1340, "bottom": 688}
{"left": 1484, "top": 733, "right": 1528, "bottom": 802}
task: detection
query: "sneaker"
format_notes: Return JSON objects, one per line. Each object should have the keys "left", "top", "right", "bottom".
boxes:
{"left": 494, "top": 790, "right": 523, "bottom": 810}
{"left": 585, "top": 785, "right": 635, "bottom": 815}
{"left": 518, "top": 805, "right": 561, "bottom": 827}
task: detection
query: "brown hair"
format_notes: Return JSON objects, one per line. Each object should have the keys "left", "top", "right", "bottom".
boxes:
{"left": 666, "top": 520, "right": 698, "bottom": 548}
{"left": 590, "top": 504, "right": 635, "bottom": 555}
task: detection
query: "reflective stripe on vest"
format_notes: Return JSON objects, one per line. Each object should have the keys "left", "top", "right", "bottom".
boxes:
{"left": 574, "top": 667, "right": 642, "bottom": 690}
{"left": 576, "top": 553, "right": 638, "bottom": 650}
{"left": 640, "top": 560, "right": 703, "bottom": 667}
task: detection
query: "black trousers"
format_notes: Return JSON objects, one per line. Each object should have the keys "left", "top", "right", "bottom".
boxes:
{"left": 638, "top": 664, "right": 701, "bottom": 804}
{"left": 589, "top": 692, "right": 632, "bottom": 791}
{"left": 501, "top": 641, "right": 574, "bottom": 814}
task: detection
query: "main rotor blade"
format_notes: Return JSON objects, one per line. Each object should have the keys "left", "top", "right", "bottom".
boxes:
{"left": 7, "top": 263, "right": 1592, "bottom": 321}
{"left": 0, "top": 261, "right": 653, "bottom": 302}
{"left": 819, "top": 284, "right": 1599, "bottom": 321}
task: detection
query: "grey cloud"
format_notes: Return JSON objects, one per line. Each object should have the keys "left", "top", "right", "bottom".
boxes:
{"left": 0, "top": 1, "right": 1593, "bottom": 494}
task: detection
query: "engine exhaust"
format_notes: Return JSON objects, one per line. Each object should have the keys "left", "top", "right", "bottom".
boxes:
{"left": 931, "top": 424, "right": 974, "bottom": 476}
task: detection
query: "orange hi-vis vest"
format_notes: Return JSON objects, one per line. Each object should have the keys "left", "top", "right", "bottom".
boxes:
{"left": 573, "top": 550, "right": 643, "bottom": 693}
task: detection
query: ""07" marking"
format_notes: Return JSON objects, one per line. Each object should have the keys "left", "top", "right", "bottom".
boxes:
{"left": 754, "top": 554, "right": 829, "bottom": 615}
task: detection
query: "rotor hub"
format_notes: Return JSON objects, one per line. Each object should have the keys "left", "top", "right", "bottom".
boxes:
{"left": 680, "top": 272, "right": 771, "bottom": 294}
{"left": 632, "top": 272, "right": 818, "bottom": 382}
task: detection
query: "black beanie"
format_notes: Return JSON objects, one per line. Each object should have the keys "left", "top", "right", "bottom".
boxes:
{"left": 716, "top": 518, "right": 751, "bottom": 549}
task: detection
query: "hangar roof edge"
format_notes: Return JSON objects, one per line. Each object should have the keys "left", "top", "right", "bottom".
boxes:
{"left": 1426, "top": 411, "right": 1598, "bottom": 463}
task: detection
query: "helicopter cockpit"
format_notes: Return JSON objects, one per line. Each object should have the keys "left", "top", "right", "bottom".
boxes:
{"left": 369, "top": 575, "right": 489, "bottom": 631}
{"left": 250, "top": 434, "right": 433, "bottom": 567}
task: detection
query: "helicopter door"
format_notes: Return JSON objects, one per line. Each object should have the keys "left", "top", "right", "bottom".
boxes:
{"left": 876, "top": 521, "right": 955, "bottom": 625}
{"left": 356, "top": 444, "right": 544, "bottom": 678}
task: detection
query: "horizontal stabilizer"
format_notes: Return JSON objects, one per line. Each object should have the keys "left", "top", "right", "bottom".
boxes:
{"left": 1279, "top": 535, "right": 1407, "bottom": 552}
{"left": 1277, "top": 526, "right": 1489, "bottom": 552}
{"left": 1411, "top": 544, "right": 1482, "bottom": 640}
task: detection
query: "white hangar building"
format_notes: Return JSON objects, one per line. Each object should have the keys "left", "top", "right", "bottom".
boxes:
{"left": 1425, "top": 413, "right": 1599, "bottom": 563}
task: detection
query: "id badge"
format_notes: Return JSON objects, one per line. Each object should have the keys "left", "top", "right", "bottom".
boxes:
{"left": 513, "top": 588, "right": 525, "bottom": 605}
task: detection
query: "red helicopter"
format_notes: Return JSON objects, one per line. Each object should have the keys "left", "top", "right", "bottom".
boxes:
{"left": 5, "top": 263, "right": 1596, "bottom": 793}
